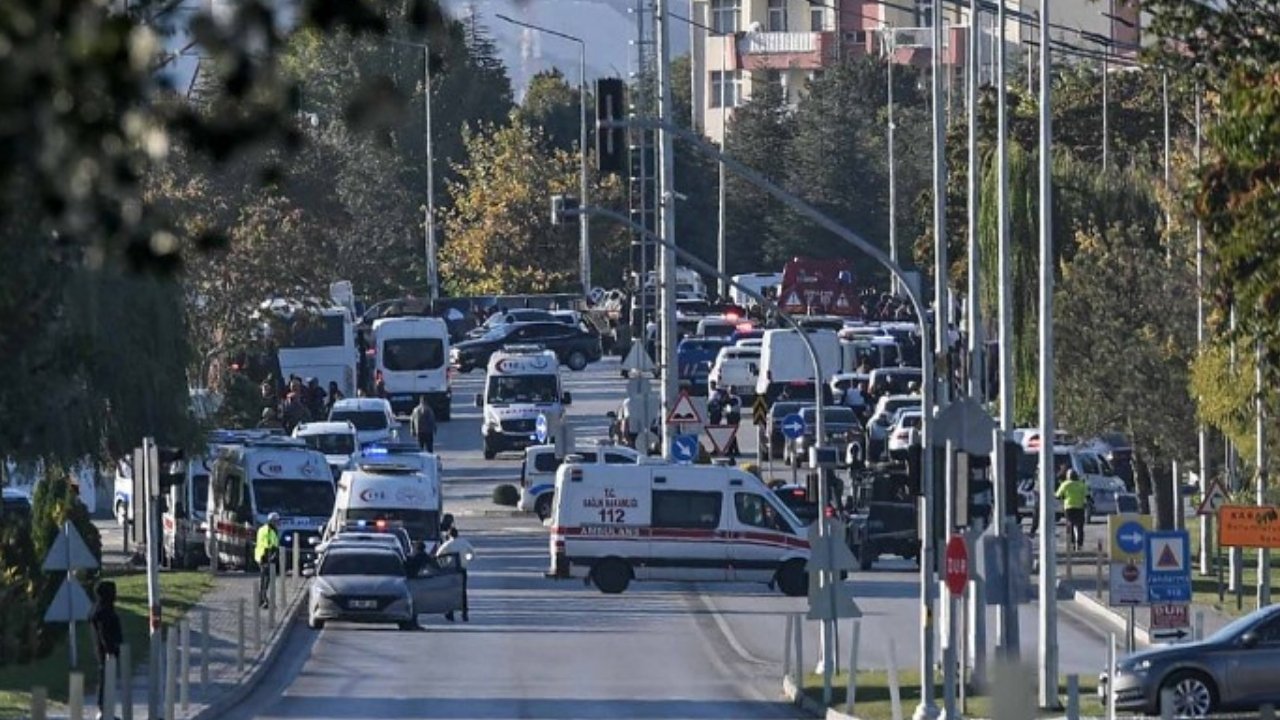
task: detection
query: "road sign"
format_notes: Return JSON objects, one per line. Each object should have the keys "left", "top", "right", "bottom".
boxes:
{"left": 622, "top": 342, "right": 656, "bottom": 374}
{"left": 1146, "top": 530, "right": 1191, "bottom": 603}
{"left": 1218, "top": 504, "right": 1280, "bottom": 548}
{"left": 781, "top": 413, "right": 806, "bottom": 440}
{"left": 807, "top": 520, "right": 860, "bottom": 573}
{"left": 671, "top": 434, "right": 700, "bottom": 464}
{"left": 1196, "top": 480, "right": 1230, "bottom": 516}
{"left": 1108, "top": 561, "right": 1148, "bottom": 606}
{"left": 704, "top": 424, "right": 738, "bottom": 455}
{"left": 41, "top": 524, "right": 99, "bottom": 572}
{"left": 43, "top": 578, "right": 92, "bottom": 623}
{"left": 1108, "top": 513, "right": 1152, "bottom": 561}
{"left": 752, "top": 395, "right": 768, "bottom": 426}
{"left": 807, "top": 580, "right": 863, "bottom": 620}
{"left": 932, "top": 397, "right": 995, "bottom": 454}
{"left": 944, "top": 535, "right": 969, "bottom": 596}
{"left": 665, "top": 391, "right": 703, "bottom": 426}
{"left": 1150, "top": 603, "right": 1190, "bottom": 631}
{"left": 534, "top": 414, "right": 549, "bottom": 444}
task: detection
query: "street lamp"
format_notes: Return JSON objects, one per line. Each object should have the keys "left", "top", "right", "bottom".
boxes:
{"left": 386, "top": 37, "right": 439, "bottom": 301}
{"left": 494, "top": 13, "right": 592, "bottom": 298}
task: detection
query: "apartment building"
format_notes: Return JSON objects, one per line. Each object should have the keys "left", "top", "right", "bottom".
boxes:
{"left": 689, "top": 0, "right": 1143, "bottom": 143}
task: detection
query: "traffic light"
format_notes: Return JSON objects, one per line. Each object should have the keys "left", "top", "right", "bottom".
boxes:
{"left": 551, "top": 195, "right": 580, "bottom": 226}
{"left": 595, "top": 78, "right": 626, "bottom": 174}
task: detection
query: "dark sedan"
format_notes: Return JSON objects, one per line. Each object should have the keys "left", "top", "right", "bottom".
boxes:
{"left": 1100, "top": 604, "right": 1280, "bottom": 716}
{"left": 759, "top": 401, "right": 810, "bottom": 461}
{"left": 450, "top": 321, "right": 602, "bottom": 373}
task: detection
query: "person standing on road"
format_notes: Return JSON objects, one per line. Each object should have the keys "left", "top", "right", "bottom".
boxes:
{"left": 436, "top": 526, "right": 475, "bottom": 622}
{"left": 1056, "top": 469, "right": 1089, "bottom": 550}
{"left": 410, "top": 396, "right": 437, "bottom": 453}
{"left": 90, "top": 580, "right": 122, "bottom": 720}
{"left": 255, "top": 513, "right": 281, "bottom": 609}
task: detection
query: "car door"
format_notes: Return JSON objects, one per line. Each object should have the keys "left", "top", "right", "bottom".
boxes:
{"left": 408, "top": 553, "right": 465, "bottom": 615}
{"left": 727, "top": 490, "right": 801, "bottom": 582}
{"left": 649, "top": 474, "right": 726, "bottom": 582}
{"left": 1220, "top": 613, "right": 1280, "bottom": 707}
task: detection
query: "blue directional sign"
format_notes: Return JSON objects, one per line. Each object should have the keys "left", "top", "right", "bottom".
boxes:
{"left": 1146, "top": 530, "right": 1192, "bottom": 603}
{"left": 1115, "top": 520, "right": 1147, "bottom": 556}
{"left": 535, "top": 414, "right": 548, "bottom": 444}
{"left": 781, "top": 413, "right": 807, "bottom": 440}
{"left": 671, "top": 434, "right": 700, "bottom": 465}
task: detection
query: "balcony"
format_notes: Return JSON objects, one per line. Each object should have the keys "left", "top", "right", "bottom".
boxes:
{"left": 736, "top": 31, "right": 836, "bottom": 71}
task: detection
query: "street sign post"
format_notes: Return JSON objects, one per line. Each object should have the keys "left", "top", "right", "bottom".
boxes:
{"left": 781, "top": 413, "right": 806, "bottom": 441}
{"left": 535, "top": 413, "right": 549, "bottom": 445}
{"left": 671, "top": 434, "right": 699, "bottom": 464}
{"left": 1218, "top": 504, "right": 1280, "bottom": 548}
{"left": 752, "top": 395, "right": 768, "bottom": 426}
{"left": 41, "top": 521, "right": 99, "bottom": 668}
{"left": 1146, "top": 530, "right": 1192, "bottom": 603}
{"left": 704, "top": 424, "right": 738, "bottom": 456}
{"left": 665, "top": 391, "right": 702, "bottom": 426}
{"left": 945, "top": 535, "right": 969, "bottom": 596}
{"left": 807, "top": 520, "right": 862, "bottom": 620}
{"left": 1108, "top": 514, "right": 1152, "bottom": 607}
{"left": 1149, "top": 603, "right": 1191, "bottom": 643}
{"left": 1196, "top": 481, "right": 1229, "bottom": 516}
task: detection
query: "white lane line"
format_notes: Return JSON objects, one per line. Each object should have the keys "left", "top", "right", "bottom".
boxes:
{"left": 695, "top": 588, "right": 773, "bottom": 667}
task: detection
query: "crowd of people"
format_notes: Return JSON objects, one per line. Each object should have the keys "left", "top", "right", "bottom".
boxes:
{"left": 256, "top": 374, "right": 345, "bottom": 434}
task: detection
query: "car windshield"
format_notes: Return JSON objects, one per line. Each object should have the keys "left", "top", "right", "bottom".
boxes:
{"left": 319, "top": 552, "right": 404, "bottom": 577}
{"left": 382, "top": 338, "right": 444, "bottom": 371}
{"left": 488, "top": 375, "right": 559, "bottom": 404}
{"left": 301, "top": 433, "right": 356, "bottom": 455}
{"left": 329, "top": 410, "right": 388, "bottom": 432}
{"left": 253, "top": 480, "right": 335, "bottom": 517}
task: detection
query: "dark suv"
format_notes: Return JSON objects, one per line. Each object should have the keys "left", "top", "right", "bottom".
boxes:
{"left": 759, "top": 401, "right": 810, "bottom": 461}
{"left": 451, "top": 322, "right": 602, "bottom": 372}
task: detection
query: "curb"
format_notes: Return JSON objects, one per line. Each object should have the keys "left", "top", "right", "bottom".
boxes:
{"left": 782, "top": 674, "right": 859, "bottom": 720}
{"left": 1070, "top": 588, "right": 1152, "bottom": 648}
{"left": 183, "top": 581, "right": 309, "bottom": 720}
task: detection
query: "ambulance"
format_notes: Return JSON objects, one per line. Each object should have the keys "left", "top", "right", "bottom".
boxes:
{"left": 161, "top": 452, "right": 212, "bottom": 569}
{"left": 476, "top": 345, "right": 571, "bottom": 460}
{"left": 327, "top": 462, "right": 442, "bottom": 549}
{"left": 207, "top": 437, "right": 336, "bottom": 571}
{"left": 548, "top": 463, "right": 810, "bottom": 596}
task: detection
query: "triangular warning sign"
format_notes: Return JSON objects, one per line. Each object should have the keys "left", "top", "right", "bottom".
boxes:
{"left": 1157, "top": 543, "right": 1180, "bottom": 569}
{"left": 784, "top": 291, "right": 802, "bottom": 307}
{"left": 835, "top": 294, "right": 850, "bottom": 309}
{"left": 622, "top": 342, "right": 655, "bottom": 373}
{"left": 1196, "top": 480, "right": 1229, "bottom": 516}
{"left": 42, "top": 524, "right": 99, "bottom": 572}
{"left": 665, "top": 391, "right": 703, "bottom": 426}
{"left": 704, "top": 424, "right": 739, "bottom": 455}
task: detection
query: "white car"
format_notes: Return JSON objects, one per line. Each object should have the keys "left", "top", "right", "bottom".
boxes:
{"left": 518, "top": 443, "right": 643, "bottom": 520}
{"left": 866, "top": 394, "right": 922, "bottom": 458}
{"left": 328, "top": 398, "right": 398, "bottom": 447}
{"left": 886, "top": 410, "right": 923, "bottom": 458}
{"left": 292, "top": 421, "right": 359, "bottom": 480}
{"left": 707, "top": 346, "right": 760, "bottom": 396}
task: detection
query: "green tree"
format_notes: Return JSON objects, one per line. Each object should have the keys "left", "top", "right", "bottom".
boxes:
{"left": 723, "top": 81, "right": 793, "bottom": 273}
{"left": 518, "top": 69, "right": 583, "bottom": 154}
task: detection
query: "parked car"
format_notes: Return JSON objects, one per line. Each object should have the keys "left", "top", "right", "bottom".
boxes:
{"left": 451, "top": 321, "right": 602, "bottom": 372}
{"left": 867, "top": 367, "right": 922, "bottom": 398}
{"left": 1100, "top": 604, "right": 1280, "bottom": 717}
{"left": 866, "top": 394, "right": 923, "bottom": 460}
{"left": 760, "top": 401, "right": 810, "bottom": 461}
{"left": 788, "top": 406, "right": 863, "bottom": 468}
{"left": 466, "top": 309, "right": 555, "bottom": 339}
{"left": 886, "top": 410, "right": 923, "bottom": 459}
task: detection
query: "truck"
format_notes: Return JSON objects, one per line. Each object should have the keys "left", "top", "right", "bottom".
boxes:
{"left": 778, "top": 256, "right": 860, "bottom": 318}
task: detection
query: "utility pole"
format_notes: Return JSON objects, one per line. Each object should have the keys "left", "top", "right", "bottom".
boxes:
{"left": 1036, "top": 0, "right": 1059, "bottom": 706}
{"left": 885, "top": 28, "right": 899, "bottom": 296}
{"left": 423, "top": 43, "right": 439, "bottom": 301}
{"left": 717, "top": 32, "right": 728, "bottom": 300}
{"left": 579, "top": 41, "right": 592, "bottom": 297}
{"left": 1257, "top": 339, "right": 1271, "bottom": 607}
{"left": 655, "top": 0, "right": 679, "bottom": 460}
{"left": 1195, "top": 89, "right": 1210, "bottom": 575}
{"left": 965, "top": 0, "right": 982, "bottom": 401}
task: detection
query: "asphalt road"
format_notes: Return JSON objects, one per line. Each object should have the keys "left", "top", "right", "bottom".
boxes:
{"left": 216, "top": 357, "right": 1120, "bottom": 719}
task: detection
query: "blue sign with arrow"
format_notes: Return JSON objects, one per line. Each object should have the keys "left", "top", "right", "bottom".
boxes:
{"left": 781, "top": 413, "right": 806, "bottom": 440}
{"left": 1115, "top": 521, "right": 1146, "bottom": 556}
{"left": 535, "top": 414, "right": 549, "bottom": 444}
{"left": 671, "top": 434, "right": 700, "bottom": 464}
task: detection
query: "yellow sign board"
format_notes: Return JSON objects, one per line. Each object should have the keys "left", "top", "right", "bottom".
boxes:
{"left": 1108, "top": 513, "right": 1153, "bottom": 562}
{"left": 1218, "top": 504, "right": 1280, "bottom": 549}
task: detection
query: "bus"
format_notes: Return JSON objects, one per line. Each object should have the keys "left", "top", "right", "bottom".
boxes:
{"left": 264, "top": 301, "right": 358, "bottom": 398}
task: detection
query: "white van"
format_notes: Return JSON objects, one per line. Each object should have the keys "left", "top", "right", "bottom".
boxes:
{"left": 477, "top": 345, "right": 571, "bottom": 460}
{"left": 548, "top": 463, "right": 810, "bottom": 596}
{"left": 292, "top": 421, "right": 358, "bottom": 480}
{"left": 730, "top": 272, "right": 783, "bottom": 308}
{"left": 755, "top": 328, "right": 841, "bottom": 401}
{"left": 207, "top": 437, "right": 336, "bottom": 570}
{"left": 371, "top": 316, "right": 452, "bottom": 420}
{"left": 707, "top": 345, "right": 760, "bottom": 396}
{"left": 328, "top": 463, "right": 443, "bottom": 548}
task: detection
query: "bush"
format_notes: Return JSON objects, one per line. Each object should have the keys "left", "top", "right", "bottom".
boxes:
{"left": 491, "top": 484, "right": 519, "bottom": 507}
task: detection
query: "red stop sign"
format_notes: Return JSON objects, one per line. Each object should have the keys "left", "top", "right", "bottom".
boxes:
{"left": 944, "top": 535, "right": 969, "bottom": 596}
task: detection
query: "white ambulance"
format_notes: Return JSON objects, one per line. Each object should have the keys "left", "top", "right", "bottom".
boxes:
{"left": 371, "top": 316, "right": 452, "bottom": 420}
{"left": 476, "top": 345, "right": 571, "bottom": 460}
{"left": 548, "top": 463, "right": 810, "bottom": 595}
{"left": 327, "top": 463, "right": 443, "bottom": 549}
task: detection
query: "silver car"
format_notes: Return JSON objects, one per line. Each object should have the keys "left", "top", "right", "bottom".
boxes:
{"left": 306, "top": 546, "right": 465, "bottom": 630}
{"left": 1100, "top": 604, "right": 1280, "bottom": 716}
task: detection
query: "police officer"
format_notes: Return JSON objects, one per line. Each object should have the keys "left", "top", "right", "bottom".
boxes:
{"left": 1056, "top": 470, "right": 1089, "bottom": 550}
{"left": 255, "top": 512, "right": 281, "bottom": 609}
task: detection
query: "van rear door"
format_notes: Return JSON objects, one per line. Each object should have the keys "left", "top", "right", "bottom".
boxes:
{"left": 648, "top": 468, "right": 728, "bottom": 582}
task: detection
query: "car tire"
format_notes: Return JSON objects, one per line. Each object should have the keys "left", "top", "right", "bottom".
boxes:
{"left": 534, "top": 493, "right": 554, "bottom": 522}
{"left": 1161, "top": 670, "right": 1217, "bottom": 718}
{"left": 566, "top": 350, "right": 588, "bottom": 372}
{"left": 308, "top": 613, "right": 324, "bottom": 630}
{"left": 776, "top": 559, "right": 808, "bottom": 597}
{"left": 858, "top": 542, "right": 876, "bottom": 571}
{"left": 483, "top": 439, "right": 496, "bottom": 460}
{"left": 591, "top": 558, "right": 631, "bottom": 594}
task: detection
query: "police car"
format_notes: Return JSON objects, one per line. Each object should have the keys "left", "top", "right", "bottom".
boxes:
{"left": 518, "top": 443, "right": 643, "bottom": 521}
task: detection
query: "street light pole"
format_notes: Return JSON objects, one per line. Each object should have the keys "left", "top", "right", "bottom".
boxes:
{"left": 884, "top": 28, "right": 899, "bottom": 296}
{"left": 718, "top": 32, "right": 729, "bottom": 301}
{"left": 424, "top": 43, "right": 438, "bottom": 301}
{"left": 494, "top": 14, "right": 591, "bottom": 297}
{"left": 656, "top": 0, "right": 679, "bottom": 462}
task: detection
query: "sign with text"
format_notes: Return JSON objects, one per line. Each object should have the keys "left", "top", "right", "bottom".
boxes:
{"left": 1146, "top": 530, "right": 1192, "bottom": 603}
{"left": 1109, "top": 561, "right": 1147, "bottom": 606}
{"left": 1218, "top": 504, "right": 1280, "bottom": 549}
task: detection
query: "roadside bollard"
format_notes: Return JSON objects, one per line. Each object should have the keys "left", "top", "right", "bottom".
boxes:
{"left": 164, "top": 627, "right": 178, "bottom": 720}
{"left": 120, "top": 643, "right": 133, "bottom": 720}
{"left": 277, "top": 548, "right": 287, "bottom": 608}
{"left": 180, "top": 618, "right": 191, "bottom": 710}
{"left": 103, "top": 654, "right": 118, "bottom": 720}
{"left": 252, "top": 594, "right": 262, "bottom": 651}
{"left": 1065, "top": 674, "right": 1079, "bottom": 720}
{"left": 293, "top": 534, "right": 301, "bottom": 579}
{"left": 200, "top": 608, "right": 210, "bottom": 694}
{"left": 1194, "top": 610, "right": 1204, "bottom": 641}
{"left": 1159, "top": 688, "right": 1174, "bottom": 719}
{"left": 1107, "top": 633, "right": 1117, "bottom": 720}
{"left": 68, "top": 671, "right": 83, "bottom": 720}
{"left": 1096, "top": 539, "right": 1105, "bottom": 599}
{"left": 240, "top": 598, "right": 249, "bottom": 671}
{"left": 886, "top": 637, "right": 903, "bottom": 720}
{"left": 1065, "top": 541, "right": 1074, "bottom": 585}
{"left": 782, "top": 616, "right": 792, "bottom": 683}
{"left": 846, "top": 620, "right": 861, "bottom": 717}
{"left": 793, "top": 613, "right": 804, "bottom": 689}
{"left": 268, "top": 561, "right": 278, "bottom": 629}
{"left": 30, "top": 686, "right": 46, "bottom": 720}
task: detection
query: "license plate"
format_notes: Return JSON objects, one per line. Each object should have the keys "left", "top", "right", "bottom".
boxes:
{"left": 349, "top": 599, "right": 377, "bottom": 610}
{"left": 391, "top": 394, "right": 412, "bottom": 401}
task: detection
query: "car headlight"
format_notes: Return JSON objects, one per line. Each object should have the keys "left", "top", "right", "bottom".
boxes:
{"left": 1117, "top": 658, "right": 1151, "bottom": 675}
{"left": 313, "top": 578, "right": 336, "bottom": 597}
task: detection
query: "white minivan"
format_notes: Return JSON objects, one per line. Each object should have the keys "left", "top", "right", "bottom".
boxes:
{"left": 707, "top": 345, "right": 760, "bottom": 397}
{"left": 548, "top": 463, "right": 810, "bottom": 596}
{"left": 755, "top": 328, "right": 841, "bottom": 402}
{"left": 478, "top": 346, "right": 571, "bottom": 460}
{"left": 371, "top": 316, "right": 452, "bottom": 420}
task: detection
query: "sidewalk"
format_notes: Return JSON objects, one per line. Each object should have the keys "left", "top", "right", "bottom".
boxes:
{"left": 73, "top": 570, "right": 307, "bottom": 720}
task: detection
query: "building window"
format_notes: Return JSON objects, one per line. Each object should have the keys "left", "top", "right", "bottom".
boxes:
{"left": 767, "top": 0, "right": 788, "bottom": 31}
{"left": 810, "top": 7, "right": 825, "bottom": 31}
{"left": 710, "top": 70, "right": 741, "bottom": 108}
{"left": 915, "top": 0, "right": 934, "bottom": 28}
{"left": 764, "top": 69, "right": 783, "bottom": 88}
{"left": 710, "top": 0, "right": 740, "bottom": 34}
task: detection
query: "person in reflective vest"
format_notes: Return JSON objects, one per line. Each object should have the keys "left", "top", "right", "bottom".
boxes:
{"left": 255, "top": 512, "right": 281, "bottom": 609}
{"left": 1056, "top": 470, "right": 1089, "bottom": 550}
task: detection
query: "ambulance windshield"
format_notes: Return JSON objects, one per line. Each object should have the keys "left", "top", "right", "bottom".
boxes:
{"left": 487, "top": 375, "right": 559, "bottom": 404}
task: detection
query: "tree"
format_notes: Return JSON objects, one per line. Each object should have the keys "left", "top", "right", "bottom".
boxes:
{"left": 518, "top": 69, "right": 583, "bottom": 154}
{"left": 723, "top": 81, "right": 793, "bottom": 274}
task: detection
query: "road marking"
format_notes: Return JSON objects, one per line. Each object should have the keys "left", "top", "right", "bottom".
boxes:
{"left": 694, "top": 589, "right": 773, "bottom": 667}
